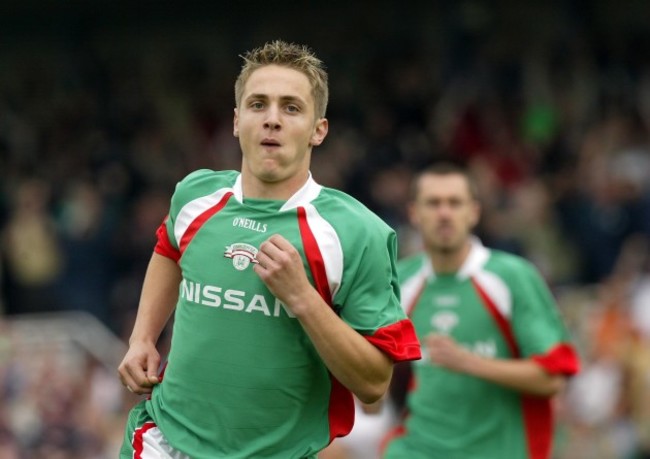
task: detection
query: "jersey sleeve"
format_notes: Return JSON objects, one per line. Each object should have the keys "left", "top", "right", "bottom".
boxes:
{"left": 334, "top": 224, "right": 421, "bottom": 363}
{"left": 151, "top": 169, "right": 220, "bottom": 263}
{"left": 154, "top": 215, "right": 180, "bottom": 262}
{"left": 511, "top": 260, "right": 580, "bottom": 376}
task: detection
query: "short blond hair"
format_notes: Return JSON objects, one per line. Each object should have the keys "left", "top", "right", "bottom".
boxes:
{"left": 234, "top": 40, "right": 329, "bottom": 119}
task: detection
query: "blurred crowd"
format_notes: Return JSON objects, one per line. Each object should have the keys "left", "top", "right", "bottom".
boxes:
{"left": 1, "top": 2, "right": 650, "bottom": 457}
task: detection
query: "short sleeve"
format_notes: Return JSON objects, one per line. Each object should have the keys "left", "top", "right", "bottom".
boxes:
{"left": 151, "top": 169, "right": 221, "bottom": 263}
{"left": 511, "top": 261, "right": 580, "bottom": 375}
{"left": 154, "top": 215, "right": 180, "bottom": 262}
{"left": 334, "top": 228, "right": 421, "bottom": 362}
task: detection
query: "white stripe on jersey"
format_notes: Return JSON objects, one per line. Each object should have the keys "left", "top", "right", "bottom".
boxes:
{"left": 457, "top": 236, "right": 490, "bottom": 279}
{"left": 173, "top": 188, "right": 234, "bottom": 247}
{"left": 232, "top": 174, "right": 244, "bottom": 203}
{"left": 473, "top": 270, "right": 512, "bottom": 318}
{"left": 301, "top": 203, "right": 343, "bottom": 298}
{"left": 136, "top": 425, "right": 189, "bottom": 459}
{"left": 280, "top": 173, "right": 322, "bottom": 211}
{"left": 400, "top": 260, "right": 432, "bottom": 315}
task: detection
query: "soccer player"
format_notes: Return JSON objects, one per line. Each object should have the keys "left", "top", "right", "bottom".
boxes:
{"left": 382, "top": 162, "right": 580, "bottom": 459}
{"left": 117, "top": 40, "right": 421, "bottom": 459}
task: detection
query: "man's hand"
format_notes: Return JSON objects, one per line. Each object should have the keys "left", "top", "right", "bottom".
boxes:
{"left": 426, "top": 333, "right": 568, "bottom": 396}
{"left": 118, "top": 340, "right": 161, "bottom": 395}
{"left": 254, "top": 234, "right": 315, "bottom": 316}
{"left": 425, "top": 333, "right": 475, "bottom": 373}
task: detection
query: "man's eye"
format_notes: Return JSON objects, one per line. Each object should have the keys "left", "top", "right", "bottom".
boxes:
{"left": 286, "top": 105, "right": 299, "bottom": 113}
{"left": 251, "top": 102, "right": 264, "bottom": 109}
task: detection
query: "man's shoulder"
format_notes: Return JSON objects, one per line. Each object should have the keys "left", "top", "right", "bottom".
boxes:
{"left": 483, "top": 248, "right": 540, "bottom": 281}
{"left": 397, "top": 252, "right": 426, "bottom": 271}
{"left": 396, "top": 253, "right": 427, "bottom": 281}
{"left": 165, "top": 169, "right": 238, "bottom": 215}
{"left": 176, "top": 169, "right": 238, "bottom": 190}
{"left": 314, "top": 187, "right": 392, "bottom": 231}
{"left": 171, "top": 169, "right": 238, "bottom": 202}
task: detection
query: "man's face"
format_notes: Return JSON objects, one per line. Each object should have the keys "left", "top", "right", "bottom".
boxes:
{"left": 233, "top": 65, "right": 328, "bottom": 185}
{"left": 409, "top": 173, "right": 480, "bottom": 253}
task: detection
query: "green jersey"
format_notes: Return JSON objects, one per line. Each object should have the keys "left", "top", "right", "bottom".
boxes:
{"left": 148, "top": 170, "right": 421, "bottom": 459}
{"left": 384, "top": 238, "right": 579, "bottom": 459}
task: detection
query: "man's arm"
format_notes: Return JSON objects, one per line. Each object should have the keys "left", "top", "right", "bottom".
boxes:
{"left": 291, "top": 288, "right": 394, "bottom": 404}
{"left": 118, "top": 252, "right": 181, "bottom": 394}
{"left": 426, "top": 334, "right": 566, "bottom": 397}
{"left": 255, "top": 234, "right": 393, "bottom": 404}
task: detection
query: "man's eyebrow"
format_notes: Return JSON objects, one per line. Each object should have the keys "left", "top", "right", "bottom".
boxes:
{"left": 246, "top": 93, "right": 268, "bottom": 100}
{"left": 279, "top": 95, "right": 305, "bottom": 104}
{"left": 243, "top": 93, "right": 268, "bottom": 103}
{"left": 245, "top": 93, "right": 305, "bottom": 104}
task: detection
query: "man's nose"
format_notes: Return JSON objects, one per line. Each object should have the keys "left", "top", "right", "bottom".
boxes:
{"left": 264, "top": 106, "right": 281, "bottom": 130}
{"left": 437, "top": 203, "right": 454, "bottom": 218}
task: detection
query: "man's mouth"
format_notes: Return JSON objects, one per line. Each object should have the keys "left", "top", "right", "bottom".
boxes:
{"left": 436, "top": 225, "right": 454, "bottom": 235}
{"left": 261, "top": 138, "right": 281, "bottom": 147}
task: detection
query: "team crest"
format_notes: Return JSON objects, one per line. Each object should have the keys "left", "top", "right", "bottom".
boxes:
{"left": 224, "top": 243, "right": 259, "bottom": 271}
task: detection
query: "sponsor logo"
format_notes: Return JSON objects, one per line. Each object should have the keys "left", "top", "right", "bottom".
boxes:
{"left": 472, "top": 339, "right": 497, "bottom": 358}
{"left": 430, "top": 311, "right": 459, "bottom": 334}
{"left": 180, "top": 279, "right": 296, "bottom": 318}
{"left": 232, "top": 217, "right": 267, "bottom": 233}
{"left": 417, "top": 338, "right": 497, "bottom": 365}
{"left": 224, "top": 243, "right": 259, "bottom": 271}
{"left": 434, "top": 294, "right": 459, "bottom": 307}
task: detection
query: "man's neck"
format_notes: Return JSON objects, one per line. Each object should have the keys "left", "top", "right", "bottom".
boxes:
{"left": 427, "top": 240, "right": 472, "bottom": 275}
{"left": 241, "top": 171, "right": 310, "bottom": 200}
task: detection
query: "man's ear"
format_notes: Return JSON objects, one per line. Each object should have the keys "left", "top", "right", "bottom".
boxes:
{"left": 310, "top": 118, "right": 329, "bottom": 146}
{"left": 233, "top": 108, "right": 239, "bottom": 137}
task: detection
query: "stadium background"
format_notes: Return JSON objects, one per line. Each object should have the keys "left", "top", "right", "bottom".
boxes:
{"left": 1, "top": 1, "right": 650, "bottom": 457}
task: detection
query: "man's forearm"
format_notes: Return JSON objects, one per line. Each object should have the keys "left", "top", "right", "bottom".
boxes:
{"left": 293, "top": 289, "right": 393, "bottom": 404}
{"left": 460, "top": 354, "right": 566, "bottom": 397}
{"left": 130, "top": 252, "right": 181, "bottom": 345}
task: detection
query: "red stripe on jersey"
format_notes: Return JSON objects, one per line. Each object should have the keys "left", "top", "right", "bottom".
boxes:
{"left": 471, "top": 278, "right": 520, "bottom": 357}
{"left": 179, "top": 192, "right": 233, "bottom": 255}
{"left": 520, "top": 396, "right": 553, "bottom": 459}
{"left": 380, "top": 424, "right": 406, "bottom": 457}
{"left": 154, "top": 217, "right": 181, "bottom": 262}
{"left": 532, "top": 343, "right": 580, "bottom": 376}
{"left": 365, "top": 319, "right": 422, "bottom": 362}
{"left": 133, "top": 421, "right": 157, "bottom": 459}
{"left": 327, "top": 377, "right": 355, "bottom": 442}
{"left": 296, "top": 206, "right": 332, "bottom": 305}
{"left": 297, "top": 206, "right": 351, "bottom": 441}
{"left": 471, "top": 277, "right": 552, "bottom": 459}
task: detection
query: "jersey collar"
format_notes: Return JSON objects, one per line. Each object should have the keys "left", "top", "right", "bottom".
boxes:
{"left": 231, "top": 172, "right": 323, "bottom": 211}
{"left": 457, "top": 236, "right": 490, "bottom": 279}
{"left": 427, "top": 236, "right": 490, "bottom": 281}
